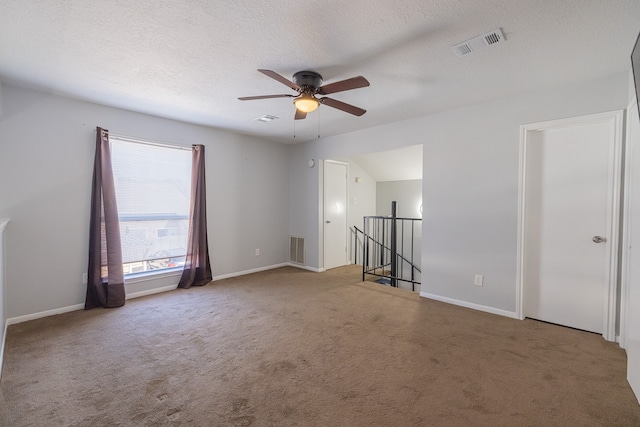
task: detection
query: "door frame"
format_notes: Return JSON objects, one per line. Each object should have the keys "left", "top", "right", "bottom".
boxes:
{"left": 515, "top": 110, "right": 624, "bottom": 341}
{"left": 323, "top": 159, "right": 349, "bottom": 271}
{"left": 621, "top": 101, "right": 638, "bottom": 349}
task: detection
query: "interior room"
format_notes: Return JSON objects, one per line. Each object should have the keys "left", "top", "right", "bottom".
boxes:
{"left": 2, "top": 1, "right": 640, "bottom": 425}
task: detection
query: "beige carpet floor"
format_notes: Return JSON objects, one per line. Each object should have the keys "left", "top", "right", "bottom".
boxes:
{"left": 1, "top": 265, "right": 639, "bottom": 426}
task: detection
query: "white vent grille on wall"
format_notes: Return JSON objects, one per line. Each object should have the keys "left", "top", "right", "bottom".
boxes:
{"left": 289, "top": 236, "right": 305, "bottom": 264}
{"left": 452, "top": 28, "right": 505, "bottom": 57}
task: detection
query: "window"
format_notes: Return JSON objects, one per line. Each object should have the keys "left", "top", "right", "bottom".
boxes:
{"left": 110, "top": 137, "right": 192, "bottom": 276}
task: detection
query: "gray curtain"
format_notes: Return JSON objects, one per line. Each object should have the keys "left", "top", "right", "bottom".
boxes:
{"left": 85, "top": 127, "right": 125, "bottom": 309}
{"left": 178, "top": 144, "right": 212, "bottom": 288}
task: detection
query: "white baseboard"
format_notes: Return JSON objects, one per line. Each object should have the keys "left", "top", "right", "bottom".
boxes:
{"left": 3, "top": 263, "right": 320, "bottom": 332}
{"left": 420, "top": 292, "right": 519, "bottom": 319}
{"left": 212, "top": 263, "right": 291, "bottom": 281}
{"left": 5, "top": 285, "right": 179, "bottom": 327}
{"left": 1, "top": 319, "right": 8, "bottom": 378}
{"left": 287, "top": 263, "right": 325, "bottom": 273}
{"left": 126, "top": 284, "right": 178, "bottom": 300}
{"left": 6, "top": 303, "right": 85, "bottom": 326}
{"left": 213, "top": 262, "right": 325, "bottom": 278}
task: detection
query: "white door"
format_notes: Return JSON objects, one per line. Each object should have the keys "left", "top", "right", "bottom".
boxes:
{"left": 520, "top": 111, "right": 622, "bottom": 337}
{"left": 324, "top": 161, "right": 348, "bottom": 270}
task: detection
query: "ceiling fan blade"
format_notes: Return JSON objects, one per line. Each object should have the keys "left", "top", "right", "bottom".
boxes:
{"left": 238, "top": 94, "right": 296, "bottom": 101}
{"left": 319, "top": 97, "right": 366, "bottom": 116}
{"left": 258, "top": 69, "right": 300, "bottom": 91}
{"left": 294, "top": 109, "right": 307, "bottom": 120}
{"left": 317, "top": 76, "right": 370, "bottom": 95}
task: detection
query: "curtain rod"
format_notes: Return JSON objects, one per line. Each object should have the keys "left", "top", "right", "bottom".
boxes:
{"left": 94, "top": 129, "right": 194, "bottom": 152}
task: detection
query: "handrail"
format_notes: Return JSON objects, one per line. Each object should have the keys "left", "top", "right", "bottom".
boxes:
{"left": 363, "top": 215, "right": 423, "bottom": 221}
{"left": 354, "top": 210, "right": 422, "bottom": 291}
{"left": 353, "top": 226, "right": 421, "bottom": 274}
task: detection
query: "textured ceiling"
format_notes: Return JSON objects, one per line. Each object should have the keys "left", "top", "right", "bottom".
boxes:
{"left": 1, "top": 1, "right": 640, "bottom": 144}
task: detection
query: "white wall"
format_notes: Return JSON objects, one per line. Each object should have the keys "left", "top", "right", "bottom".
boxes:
{"left": 345, "top": 160, "right": 376, "bottom": 266}
{"left": 625, "top": 70, "right": 640, "bottom": 401}
{"left": 376, "top": 179, "right": 422, "bottom": 218}
{"left": 347, "top": 160, "right": 376, "bottom": 231}
{"left": 289, "top": 72, "right": 630, "bottom": 313}
{"left": 0, "top": 84, "right": 290, "bottom": 319}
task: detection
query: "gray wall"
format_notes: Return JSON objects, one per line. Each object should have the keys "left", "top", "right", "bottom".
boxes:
{"left": 376, "top": 179, "right": 422, "bottom": 218}
{"left": 347, "top": 159, "right": 376, "bottom": 230}
{"left": 624, "top": 71, "right": 640, "bottom": 400}
{"left": 0, "top": 221, "right": 7, "bottom": 365}
{"left": 376, "top": 180, "right": 423, "bottom": 291}
{"left": 0, "top": 84, "right": 290, "bottom": 318}
{"left": 288, "top": 72, "right": 629, "bottom": 313}
{"left": 345, "top": 160, "right": 376, "bottom": 266}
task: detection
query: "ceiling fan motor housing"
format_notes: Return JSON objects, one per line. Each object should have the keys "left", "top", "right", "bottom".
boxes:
{"left": 292, "top": 71, "right": 323, "bottom": 90}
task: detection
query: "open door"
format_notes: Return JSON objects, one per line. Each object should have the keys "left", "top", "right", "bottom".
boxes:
{"left": 518, "top": 111, "right": 623, "bottom": 340}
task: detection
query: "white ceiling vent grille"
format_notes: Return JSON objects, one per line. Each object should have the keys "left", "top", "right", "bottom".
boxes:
{"left": 256, "top": 114, "right": 278, "bottom": 122}
{"left": 452, "top": 28, "right": 505, "bottom": 57}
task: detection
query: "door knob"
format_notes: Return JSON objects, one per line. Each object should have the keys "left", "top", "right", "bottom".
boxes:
{"left": 592, "top": 236, "right": 606, "bottom": 243}
{"left": 326, "top": 220, "right": 331, "bottom": 224}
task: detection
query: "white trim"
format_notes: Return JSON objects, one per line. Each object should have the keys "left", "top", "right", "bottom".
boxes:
{"left": 515, "top": 125, "right": 528, "bottom": 320}
{"left": 516, "top": 110, "right": 624, "bottom": 341}
{"left": 108, "top": 133, "right": 192, "bottom": 152}
{"left": 3, "top": 264, "right": 293, "bottom": 327}
{"left": 420, "top": 292, "right": 519, "bottom": 319}
{"left": 126, "top": 284, "right": 178, "bottom": 300}
{"left": 286, "top": 262, "right": 325, "bottom": 273}
{"left": 605, "top": 110, "right": 624, "bottom": 341}
{"left": 212, "top": 263, "right": 291, "bottom": 281}
{"left": 521, "top": 111, "right": 624, "bottom": 131}
{"left": 621, "top": 101, "right": 638, "bottom": 350}
{"left": 1, "top": 319, "right": 8, "bottom": 378}
{"left": 317, "top": 160, "right": 324, "bottom": 271}
{"left": 0, "top": 219, "right": 7, "bottom": 378}
{"left": 7, "top": 303, "right": 85, "bottom": 326}
{"left": 4, "top": 285, "right": 180, "bottom": 326}
{"left": 124, "top": 269, "right": 182, "bottom": 284}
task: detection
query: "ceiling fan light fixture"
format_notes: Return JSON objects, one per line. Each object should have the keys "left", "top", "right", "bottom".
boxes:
{"left": 294, "top": 95, "right": 319, "bottom": 113}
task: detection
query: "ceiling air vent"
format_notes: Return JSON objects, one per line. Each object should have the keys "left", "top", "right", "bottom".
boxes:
{"left": 256, "top": 114, "right": 278, "bottom": 122}
{"left": 452, "top": 28, "right": 505, "bottom": 57}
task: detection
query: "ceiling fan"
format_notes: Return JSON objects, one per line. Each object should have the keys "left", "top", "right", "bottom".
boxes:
{"left": 238, "top": 69, "right": 370, "bottom": 120}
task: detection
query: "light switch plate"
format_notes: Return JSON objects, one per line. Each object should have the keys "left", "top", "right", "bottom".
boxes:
{"left": 474, "top": 274, "right": 484, "bottom": 286}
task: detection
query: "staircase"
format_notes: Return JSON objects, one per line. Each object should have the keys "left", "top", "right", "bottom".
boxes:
{"left": 350, "top": 201, "right": 422, "bottom": 291}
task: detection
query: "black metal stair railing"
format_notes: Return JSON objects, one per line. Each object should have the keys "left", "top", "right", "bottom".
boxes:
{"left": 350, "top": 201, "right": 422, "bottom": 291}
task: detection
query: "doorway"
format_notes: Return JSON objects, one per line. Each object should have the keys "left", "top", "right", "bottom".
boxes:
{"left": 517, "top": 111, "right": 623, "bottom": 340}
{"left": 324, "top": 160, "right": 348, "bottom": 270}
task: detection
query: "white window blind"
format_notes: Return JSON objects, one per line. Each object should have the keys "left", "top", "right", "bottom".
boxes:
{"left": 110, "top": 137, "right": 192, "bottom": 275}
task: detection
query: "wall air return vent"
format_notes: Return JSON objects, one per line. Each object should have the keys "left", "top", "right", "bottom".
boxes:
{"left": 452, "top": 28, "right": 505, "bottom": 57}
{"left": 289, "top": 236, "right": 305, "bottom": 264}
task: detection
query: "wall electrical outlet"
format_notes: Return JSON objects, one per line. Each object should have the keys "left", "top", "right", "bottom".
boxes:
{"left": 255, "top": 248, "right": 260, "bottom": 256}
{"left": 474, "top": 274, "right": 484, "bottom": 286}
{"left": 82, "top": 273, "right": 88, "bottom": 285}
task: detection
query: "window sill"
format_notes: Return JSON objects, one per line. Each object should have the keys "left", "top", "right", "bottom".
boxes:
{"left": 125, "top": 267, "right": 183, "bottom": 284}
